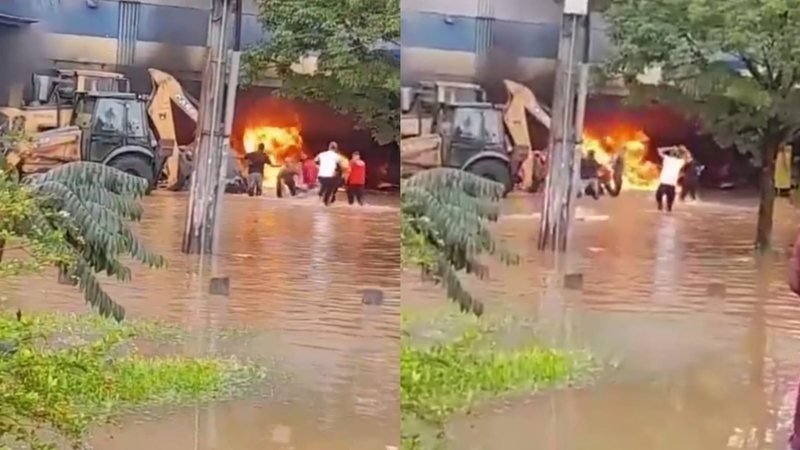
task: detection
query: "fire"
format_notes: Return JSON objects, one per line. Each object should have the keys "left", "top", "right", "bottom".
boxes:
{"left": 242, "top": 125, "right": 304, "bottom": 188}
{"left": 582, "top": 129, "right": 661, "bottom": 190}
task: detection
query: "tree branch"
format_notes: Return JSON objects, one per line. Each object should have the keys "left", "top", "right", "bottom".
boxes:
{"left": 740, "top": 55, "right": 768, "bottom": 87}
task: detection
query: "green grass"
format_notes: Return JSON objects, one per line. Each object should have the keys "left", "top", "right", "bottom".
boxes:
{"left": 0, "top": 311, "right": 268, "bottom": 449}
{"left": 401, "top": 312, "right": 593, "bottom": 450}
{"left": 0, "top": 311, "right": 184, "bottom": 341}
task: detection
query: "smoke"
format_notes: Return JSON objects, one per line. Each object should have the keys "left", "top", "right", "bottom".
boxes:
{"left": 475, "top": 47, "right": 524, "bottom": 102}
{"left": 0, "top": 25, "right": 47, "bottom": 103}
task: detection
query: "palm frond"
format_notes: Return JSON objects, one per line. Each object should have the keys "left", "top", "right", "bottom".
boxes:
{"left": 401, "top": 168, "right": 519, "bottom": 316}
{"left": 31, "top": 162, "right": 148, "bottom": 197}
{"left": 22, "top": 162, "right": 164, "bottom": 321}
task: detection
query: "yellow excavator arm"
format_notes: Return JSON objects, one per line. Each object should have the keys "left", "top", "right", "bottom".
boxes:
{"left": 502, "top": 80, "right": 552, "bottom": 191}
{"left": 146, "top": 68, "right": 199, "bottom": 189}
{"left": 502, "top": 79, "right": 551, "bottom": 151}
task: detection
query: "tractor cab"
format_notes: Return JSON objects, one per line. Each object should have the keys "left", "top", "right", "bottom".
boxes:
{"left": 400, "top": 81, "right": 515, "bottom": 192}
{"left": 434, "top": 102, "right": 507, "bottom": 168}
{"left": 71, "top": 92, "right": 156, "bottom": 165}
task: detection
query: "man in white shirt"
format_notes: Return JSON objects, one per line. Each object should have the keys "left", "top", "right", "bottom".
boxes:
{"left": 315, "top": 141, "right": 343, "bottom": 206}
{"left": 655, "top": 145, "right": 692, "bottom": 212}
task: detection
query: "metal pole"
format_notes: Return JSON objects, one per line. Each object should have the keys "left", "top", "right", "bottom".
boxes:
{"left": 211, "top": 50, "right": 241, "bottom": 256}
{"left": 199, "top": 0, "right": 230, "bottom": 257}
{"left": 182, "top": 0, "right": 234, "bottom": 256}
{"left": 233, "top": 0, "right": 243, "bottom": 51}
{"left": 537, "top": 0, "right": 589, "bottom": 253}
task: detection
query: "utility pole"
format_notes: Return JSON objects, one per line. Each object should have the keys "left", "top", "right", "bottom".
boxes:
{"left": 181, "top": 0, "right": 242, "bottom": 256}
{"left": 537, "top": 0, "right": 592, "bottom": 252}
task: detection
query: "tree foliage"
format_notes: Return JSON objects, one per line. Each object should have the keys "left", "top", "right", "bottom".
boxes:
{"left": 244, "top": 0, "right": 400, "bottom": 145}
{"left": 603, "top": 0, "right": 800, "bottom": 248}
{"left": 401, "top": 169, "right": 519, "bottom": 316}
{"left": 0, "top": 161, "right": 165, "bottom": 321}
{"left": 605, "top": 0, "right": 800, "bottom": 156}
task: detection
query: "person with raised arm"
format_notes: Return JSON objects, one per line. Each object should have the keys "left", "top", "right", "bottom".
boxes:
{"left": 655, "top": 145, "right": 692, "bottom": 212}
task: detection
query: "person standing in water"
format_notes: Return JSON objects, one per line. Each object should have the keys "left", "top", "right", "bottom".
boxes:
{"left": 655, "top": 145, "right": 691, "bottom": 212}
{"left": 776, "top": 144, "right": 792, "bottom": 197}
{"left": 578, "top": 150, "right": 601, "bottom": 199}
{"left": 680, "top": 158, "right": 703, "bottom": 201}
{"left": 245, "top": 143, "right": 272, "bottom": 197}
{"left": 346, "top": 151, "right": 367, "bottom": 205}
{"left": 276, "top": 155, "right": 300, "bottom": 198}
{"left": 315, "top": 141, "right": 344, "bottom": 206}
{"left": 301, "top": 153, "right": 318, "bottom": 191}
{"left": 610, "top": 147, "right": 626, "bottom": 196}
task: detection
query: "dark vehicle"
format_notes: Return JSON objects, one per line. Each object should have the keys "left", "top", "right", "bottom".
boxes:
{"left": 6, "top": 91, "right": 164, "bottom": 191}
{"left": 400, "top": 82, "right": 516, "bottom": 193}
{"left": 400, "top": 80, "right": 547, "bottom": 194}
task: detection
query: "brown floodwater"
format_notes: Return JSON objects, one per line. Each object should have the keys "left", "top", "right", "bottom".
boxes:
{"left": 403, "top": 190, "right": 800, "bottom": 450}
{"left": 0, "top": 191, "right": 400, "bottom": 450}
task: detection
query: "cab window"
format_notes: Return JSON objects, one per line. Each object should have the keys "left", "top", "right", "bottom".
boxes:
{"left": 92, "top": 98, "right": 125, "bottom": 134}
{"left": 452, "top": 108, "right": 484, "bottom": 140}
{"left": 124, "top": 101, "right": 146, "bottom": 137}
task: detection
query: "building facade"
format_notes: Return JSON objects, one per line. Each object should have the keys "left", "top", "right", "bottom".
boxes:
{"left": 401, "top": 0, "right": 612, "bottom": 93}
{"left": 0, "top": 0, "right": 276, "bottom": 103}
{"left": 0, "top": 0, "right": 266, "bottom": 78}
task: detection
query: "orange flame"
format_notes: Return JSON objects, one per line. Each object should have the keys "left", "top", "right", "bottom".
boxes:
{"left": 242, "top": 125, "right": 304, "bottom": 188}
{"left": 582, "top": 129, "right": 661, "bottom": 190}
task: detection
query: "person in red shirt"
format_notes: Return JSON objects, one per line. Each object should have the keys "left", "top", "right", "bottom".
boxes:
{"left": 301, "top": 153, "right": 318, "bottom": 191}
{"left": 346, "top": 151, "right": 366, "bottom": 205}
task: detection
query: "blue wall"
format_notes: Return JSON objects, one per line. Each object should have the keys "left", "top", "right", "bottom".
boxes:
{"left": 401, "top": 11, "right": 561, "bottom": 59}
{"left": 0, "top": 0, "right": 265, "bottom": 46}
{"left": 2, "top": 0, "right": 562, "bottom": 57}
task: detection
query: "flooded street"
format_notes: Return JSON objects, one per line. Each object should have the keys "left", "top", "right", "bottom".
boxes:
{"left": 1, "top": 192, "right": 400, "bottom": 450}
{"left": 403, "top": 191, "right": 800, "bottom": 450}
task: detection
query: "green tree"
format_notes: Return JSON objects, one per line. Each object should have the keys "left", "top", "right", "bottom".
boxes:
{"left": 244, "top": 0, "right": 400, "bottom": 145}
{"left": 0, "top": 161, "right": 165, "bottom": 320}
{"left": 603, "top": 0, "right": 800, "bottom": 249}
{"left": 401, "top": 169, "right": 519, "bottom": 315}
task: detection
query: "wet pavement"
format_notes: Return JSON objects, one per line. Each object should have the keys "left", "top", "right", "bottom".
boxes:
{"left": 403, "top": 190, "right": 800, "bottom": 450}
{"left": 1, "top": 191, "right": 400, "bottom": 450}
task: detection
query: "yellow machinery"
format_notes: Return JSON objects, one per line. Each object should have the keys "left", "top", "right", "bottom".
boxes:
{"left": 400, "top": 79, "right": 551, "bottom": 193}
{"left": 4, "top": 68, "right": 198, "bottom": 192}
{"left": 146, "top": 68, "right": 199, "bottom": 190}
{"left": 0, "top": 69, "right": 131, "bottom": 134}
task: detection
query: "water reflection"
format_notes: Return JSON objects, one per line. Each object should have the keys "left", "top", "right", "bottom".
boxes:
{"left": 404, "top": 192, "right": 800, "bottom": 449}
{"left": 2, "top": 192, "right": 400, "bottom": 449}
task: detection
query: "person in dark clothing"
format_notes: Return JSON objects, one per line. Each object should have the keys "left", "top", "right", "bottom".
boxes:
{"left": 245, "top": 143, "right": 272, "bottom": 197}
{"left": 680, "top": 160, "right": 702, "bottom": 201}
{"left": 610, "top": 149, "right": 625, "bottom": 196}
{"left": 331, "top": 163, "right": 344, "bottom": 204}
{"left": 276, "top": 156, "right": 300, "bottom": 198}
{"left": 579, "top": 150, "right": 601, "bottom": 200}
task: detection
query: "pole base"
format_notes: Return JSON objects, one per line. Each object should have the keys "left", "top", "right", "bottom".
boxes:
{"left": 209, "top": 277, "right": 230, "bottom": 296}
{"left": 707, "top": 282, "right": 726, "bottom": 297}
{"left": 564, "top": 273, "right": 584, "bottom": 290}
{"left": 361, "top": 289, "right": 385, "bottom": 305}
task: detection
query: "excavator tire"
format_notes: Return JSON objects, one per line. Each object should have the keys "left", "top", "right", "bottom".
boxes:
{"left": 108, "top": 154, "right": 156, "bottom": 194}
{"left": 466, "top": 158, "right": 513, "bottom": 196}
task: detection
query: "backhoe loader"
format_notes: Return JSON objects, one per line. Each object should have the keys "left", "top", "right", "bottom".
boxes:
{"left": 3, "top": 69, "right": 198, "bottom": 192}
{"left": 400, "top": 79, "right": 551, "bottom": 194}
